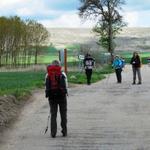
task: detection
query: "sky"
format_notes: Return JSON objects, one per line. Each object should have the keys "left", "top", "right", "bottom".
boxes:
{"left": 0, "top": 0, "right": 150, "bottom": 28}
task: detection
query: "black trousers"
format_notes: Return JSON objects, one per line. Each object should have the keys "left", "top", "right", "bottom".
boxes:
{"left": 85, "top": 69, "right": 92, "bottom": 85}
{"left": 48, "top": 96, "right": 67, "bottom": 136}
{"left": 115, "top": 68, "right": 122, "bottom": 83}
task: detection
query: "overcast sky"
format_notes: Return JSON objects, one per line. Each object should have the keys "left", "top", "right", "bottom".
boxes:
{"left": 0, "top": 0, "right": 150, "bottom": 28}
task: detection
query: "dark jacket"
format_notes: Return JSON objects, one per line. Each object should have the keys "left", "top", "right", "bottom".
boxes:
{"left": 130, "top": 56, "right": 141, "bottom": 68}
{"left": 83, "top": 57, "right": 95, "bottom": 70}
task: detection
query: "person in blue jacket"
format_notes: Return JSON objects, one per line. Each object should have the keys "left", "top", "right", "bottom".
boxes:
{"left": 112, "top": 55, "right": 125, "bottom": 83}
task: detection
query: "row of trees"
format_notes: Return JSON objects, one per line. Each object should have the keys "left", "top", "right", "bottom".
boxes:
{"left": 0, "top": 16, "right": 49, "bottom": 67}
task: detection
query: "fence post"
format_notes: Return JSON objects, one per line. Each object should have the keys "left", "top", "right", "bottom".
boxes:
{"left": 64, "top": 48, "right": 67, "bottom": 74}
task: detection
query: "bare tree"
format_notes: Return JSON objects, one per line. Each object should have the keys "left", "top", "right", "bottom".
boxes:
{"left": 79, "top": 0, "right": 126, "bottom": 60}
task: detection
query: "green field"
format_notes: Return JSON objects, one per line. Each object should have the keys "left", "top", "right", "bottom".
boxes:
{"left": 36, "top": 47, "right": 150, "bottom": 65}
{"left": 0, "top": 45, "right": 79, "bottom": 66}
{"left": 37, "top": 44, "right": 79, "bottom": 64}
{"left": 68, "top": 65, "right": 114, "bottom": 84}
{"left": 2, "top": 43, "right": 150, "bottom": 65}
{"left": 118, "top": 51, "right": 150, "bottom": 64}
{"left": 1, "top": 43, "right": 150, "bottom": 98}
{"left": 0, "top": 71, "right": 45, "bottom": 98}
{"left": 0, "top": 65, "right": 114, "bottom": 97}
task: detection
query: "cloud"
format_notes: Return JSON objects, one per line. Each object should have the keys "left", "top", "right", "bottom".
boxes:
{"left": 40, "top": 9, "right": 150, "bottom": 28}
{"left": 39, "top": 12, "right": 95, "bottom": 28}
{"left": 0, "top": 0, "right": 33, "bottom": 9}
{"left": 125, "top": 0, "right": 150, "bottom": 11}
{"left": 0, "top": 0, "right": 21, "bottom": 7}
{"left": 123, "top": 9, "right": 150, "bottom": 27}
{"left": 1, "top": 0, "right": 150, "bottom": 27}
{"left": 0, "top": 0, "right": 74, "bottom": 21}
{"left": 136, "top": 10, "right": 150, "bottom": 27}
{"left": 124, "top": 11, "right": 139, "bottom": 27}
{"left": 16, "top": 9, "right": 63, "bottom": 19}
{"left": 16, "top": 1, "right": 50, "bottom": 16}
{"left": 0, "top": 0, "right": 33, "bottom": 16}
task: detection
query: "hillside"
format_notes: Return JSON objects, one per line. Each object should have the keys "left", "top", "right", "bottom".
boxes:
{"left": 48, "top": 27, "right": 150, "bottom": 51}
{"left": 48, "top": 28, "right": 97, "bottom": 49}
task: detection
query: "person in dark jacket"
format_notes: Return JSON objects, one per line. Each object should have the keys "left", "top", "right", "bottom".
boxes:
{"left": 45, "top": 60, "right": 68, "bottom": 138}
{"left": 83, "top": 53, "right": 95, "bottom": 85}
{"left": 130, "top": 52, "right": 142, "bottom": 84}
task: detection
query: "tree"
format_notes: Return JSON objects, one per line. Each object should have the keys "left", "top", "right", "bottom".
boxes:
{"left": 27, "top": 20, "right": 49, "bottom": 64}
{"left": 0, "top": 16, "right": 50, "bottom": 67}
{"left": 0, "top": 17, "right": 7, "bottom": 66}
{"left": 10, "top": 16, "right": 25, "bottom": 66}
{"left": 79, "top": 0, "right": 126, "bottom": 60}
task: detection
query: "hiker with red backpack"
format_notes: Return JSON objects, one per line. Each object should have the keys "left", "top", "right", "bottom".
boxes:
{"left": 45, "top": 60, "right": 68, "bottom": 138}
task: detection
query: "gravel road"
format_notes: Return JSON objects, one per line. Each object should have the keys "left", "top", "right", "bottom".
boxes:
{"left": 1, "top": 65, "right": 150, "bottom": 150}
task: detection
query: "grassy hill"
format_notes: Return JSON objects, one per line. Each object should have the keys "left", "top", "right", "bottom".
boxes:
{"left": 48, "top": 27, "right": 150, "bottom": 52}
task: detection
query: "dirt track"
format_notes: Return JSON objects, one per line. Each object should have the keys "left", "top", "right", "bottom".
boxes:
{"left": 1, "top": 65, "right": 150, "bottom": 150}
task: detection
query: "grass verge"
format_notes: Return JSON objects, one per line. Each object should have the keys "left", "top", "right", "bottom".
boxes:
{"left": 0, "top": 64, "right": 113, "bottom": 97}
{"left": 0, "top": 71, "right": 45, "bottom": 99}
{"left": 68, "top": 65, "right": 114, "bottom": 84}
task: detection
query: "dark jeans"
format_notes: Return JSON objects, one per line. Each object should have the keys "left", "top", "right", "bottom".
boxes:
{"left": 48, "top": 96, "right": 67, "bottom": 136}
{"left": 115, "top": 68, "right": 122, "bottom": 83}
{"left": 85, "top": 69, "right": 92, "bottom": 85}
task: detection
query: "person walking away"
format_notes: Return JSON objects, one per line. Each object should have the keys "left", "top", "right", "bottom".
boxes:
{"left": 83, "top": 53, "right": 95, "bottom": 85}
{"left": 130, "top": 52, "right": 142, "bottom": 84}
{"left": 45, "top": 60, "right": 68, "bottom": 138}
{"left": 112, "top": 55, "right": 124, "bottom": 83}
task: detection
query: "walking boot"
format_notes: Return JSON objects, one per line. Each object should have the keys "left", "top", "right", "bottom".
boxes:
{"left": 137, "top": 82, "right": 142, "bottom": 84}
{"left": 51, "top": 133, "right": 56, "bottom": 138}
{"left": 61, "top": 130, "right": 67, "bottom": 137}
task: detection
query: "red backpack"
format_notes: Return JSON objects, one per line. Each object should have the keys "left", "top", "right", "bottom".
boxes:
{"left": 46, "top": 65, "right": 66, "bottom": 97}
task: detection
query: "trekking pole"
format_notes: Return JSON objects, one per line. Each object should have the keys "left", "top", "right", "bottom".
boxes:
{"left": 44, "top": 110, "right": 50, "bottom": 134}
